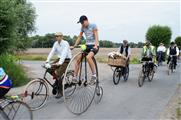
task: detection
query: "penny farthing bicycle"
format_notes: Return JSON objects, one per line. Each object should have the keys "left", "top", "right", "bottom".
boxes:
{"left": 62, "top": 45, "right": 103, "bottom": 115}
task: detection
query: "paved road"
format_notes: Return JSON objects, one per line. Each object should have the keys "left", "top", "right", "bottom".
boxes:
{"left": 22, "top": 60, "right": 180, "bottom": 119}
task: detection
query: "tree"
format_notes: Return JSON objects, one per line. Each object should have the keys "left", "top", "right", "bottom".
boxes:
{"left": 175, "top": 36, "right": 181, "bottom": 49}
{"left": 0, "top": 0, "right": 36, "bottom": 54}
{"left": 146, "top": 25, "right": 172, "bottom": 47}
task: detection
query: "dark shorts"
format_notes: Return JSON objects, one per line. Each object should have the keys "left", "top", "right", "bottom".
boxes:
{"left": 85, "top": 45, "right": 99, "bottom": 55}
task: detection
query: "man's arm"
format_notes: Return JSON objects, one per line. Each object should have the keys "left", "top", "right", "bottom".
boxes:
{"left": 176, "top": 47, "right": 179, "bottom": 56}
{"left": 46, "top": 43, "right": 56, "bottom": 62}
{"left": 167, "top": 48, "right": 170, "bottom": 56}
{"left": 74, "top": 32, "right": 83, "bottom": 47}
{"left": 93, "top": 30, "right": 99, "bottom": 47}
{"left": 127, "top": 47, "right": 131, "bottom": 58}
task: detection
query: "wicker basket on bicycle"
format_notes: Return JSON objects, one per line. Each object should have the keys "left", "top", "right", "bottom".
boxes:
{"left": 107, "top": 52, "right": 127, "bottom": 67}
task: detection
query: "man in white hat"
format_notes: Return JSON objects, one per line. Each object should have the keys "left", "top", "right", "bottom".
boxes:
{"left": 45, "top": 32, "right": 72, "bottom": 98}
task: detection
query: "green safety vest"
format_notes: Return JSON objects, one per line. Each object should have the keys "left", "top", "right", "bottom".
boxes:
{"left": 143, "top": 46, "right": 155, "bottom": 55}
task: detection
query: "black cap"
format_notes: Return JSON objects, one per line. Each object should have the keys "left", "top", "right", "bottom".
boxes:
{"left": 170, "top": 42, "right": 175, "bottom": 45}
{"left": 77, "top": 15, "right": 88, "bottom": 24}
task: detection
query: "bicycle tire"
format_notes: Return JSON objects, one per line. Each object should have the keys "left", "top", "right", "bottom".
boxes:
{"left": 3, "top": 100, "right": 33, "bottom": 120}
{"left": 148, "top": 67, "right": 155, "bottom": 82}
{"left": 23, "top": 78, "right": 49, "bottom": 111}
{"left": 138, "top": 70, "right": 145, "bottom": 87}
{"left": 113, "top": 67, "right": 121, "bottom": 85}
{"left": 63, "top": 52, "right": 97, "bottom": 115}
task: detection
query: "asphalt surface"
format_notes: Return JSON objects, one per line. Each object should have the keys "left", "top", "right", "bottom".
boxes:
{"left": 21, "top": 60, "right": 180, "bottom": 119}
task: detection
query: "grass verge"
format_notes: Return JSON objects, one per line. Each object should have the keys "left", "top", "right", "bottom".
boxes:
{"left": 17, "top": 54, "right": 141, "bottom": 64}
{"left": 0, "top": 54, "right": 29, "bottom": 87}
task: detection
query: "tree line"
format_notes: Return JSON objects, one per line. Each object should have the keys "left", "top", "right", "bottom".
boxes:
{"left": 29, "top": 33, "right": 145, "bottom": 48}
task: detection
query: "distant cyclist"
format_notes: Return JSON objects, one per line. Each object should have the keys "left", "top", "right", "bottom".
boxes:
{"left": 141, "top": 41, "right": 157, "bottom": 68}
{"left": 118, "top": 40, "right": 131, "bottom": 71}
{"left": 72, "top": 15, "right": 99, "bottom": 84}
{"left": 157, "top": 43, "right": 166, "bottom": 65}
{"left": 167, "top": 42, "right": 179, "bottom": 69}
{"left": 0, "top": 67, "right": 12, "bottom": 99}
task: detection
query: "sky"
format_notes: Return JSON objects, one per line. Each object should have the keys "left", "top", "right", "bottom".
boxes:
{"left": 29, "top": 0, "right": 180, "bottom": 43}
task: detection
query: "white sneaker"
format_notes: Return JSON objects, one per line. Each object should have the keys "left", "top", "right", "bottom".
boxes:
{"left": 72, "top": 76, "right": 78, "bottom": 83}
{"left": 89, "top": 74, "right": 97, "bottom": 85}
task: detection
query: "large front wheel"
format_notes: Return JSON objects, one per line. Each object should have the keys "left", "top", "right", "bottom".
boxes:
{"left": 63, "top": 53, "right": 98, "bottom": 115}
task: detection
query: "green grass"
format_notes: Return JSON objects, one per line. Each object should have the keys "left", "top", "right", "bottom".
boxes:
{"left": 16, "top": 54, "right": 58, "bottom": 61}
{"left": 16, "top": 54, "right": 47, "bottom": 61}
{"left": 96, "top": 56, "right": 108, "bottom": 63}
{"left": 17, "top": 54, "right": 141, "bottom": 64}
{"left": 176, "top": 107, "right": 181, "bottom": 119}
{"left": 130, "top": 57, "right": 140, "bottom": 64}
{"left": 0, "top": 54, "right": 29, "bottom": 87}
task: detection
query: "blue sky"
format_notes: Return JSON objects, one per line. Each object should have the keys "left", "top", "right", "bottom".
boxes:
{"left": 29, "top": 0, "right": 180, "bottom": 43}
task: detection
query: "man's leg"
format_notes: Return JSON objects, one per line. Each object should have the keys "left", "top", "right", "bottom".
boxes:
{"left": 86, "top": 52, "right": 96, "bottom": 75}
{"left": 167, "top": 56, "right": 171, "bottom": 64}
{"left": 55, "top": 60, "right": 70, "bottom": 98}
{"left": 173, "top": 56, "right": 177, "bottom": 69}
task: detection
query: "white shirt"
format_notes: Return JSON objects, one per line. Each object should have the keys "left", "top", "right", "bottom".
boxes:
{"left": 46, "top": 40, "right": 72, "bottom": 65}
{"left": 157, "top": 46, "right": 166, "bottom": 52}
{"left": 167, "top": 46, "right": 179, "bottom": 56}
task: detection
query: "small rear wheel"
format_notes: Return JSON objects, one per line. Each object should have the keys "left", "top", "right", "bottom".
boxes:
{"left": 94, "top": 86, "right": 103, "bottom": 104}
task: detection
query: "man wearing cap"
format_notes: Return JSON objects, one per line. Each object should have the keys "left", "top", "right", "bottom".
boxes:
{"left": 141, "top": 41, "right": 157, "bottom": 70}
{"left": 45, "top": 32, "right": 72, "bottom": 98}
{"left": 72, "top": 15, "right": 99, "bottom": 84}
{"left": 141, "top": 41, "right": 156, "bottom": 61}
{"left": 118, "top": 40, "right": 131, "bottom": 67}
{"left": 167, "top": 42, "right": 179, "bottom": 69}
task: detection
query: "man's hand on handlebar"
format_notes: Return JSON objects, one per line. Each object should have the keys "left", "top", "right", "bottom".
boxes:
{"left": 44, "top": 62, "right": 60, "bottom": 69}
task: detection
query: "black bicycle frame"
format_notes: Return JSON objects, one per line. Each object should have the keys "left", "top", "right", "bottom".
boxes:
{"left": 79, "top": 52, "right": 88, "bottom": 84}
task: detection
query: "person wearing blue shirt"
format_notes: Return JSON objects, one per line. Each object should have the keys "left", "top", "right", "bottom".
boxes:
{"left": 0, "top": 67, "right": 12, "bottom": 98}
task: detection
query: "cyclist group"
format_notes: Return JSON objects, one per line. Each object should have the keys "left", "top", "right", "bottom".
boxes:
{"left": 0, "top": 15, "right": 180, "bottom": 99}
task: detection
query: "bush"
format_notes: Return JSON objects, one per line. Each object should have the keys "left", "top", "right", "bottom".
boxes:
{"left": 0, "top": 54, "right": 29, "bottom": 87}
{"left": 175, "top": 36, "right": 181, "bottom": 49}
{"left": 146, "top": 25, "right": 172, "bottom": 47}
